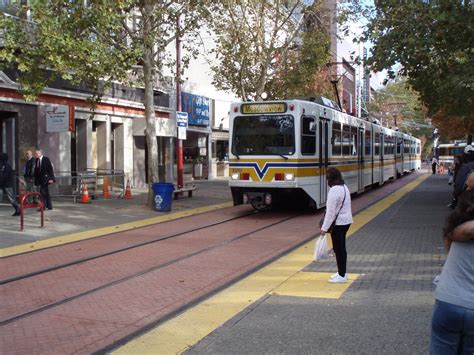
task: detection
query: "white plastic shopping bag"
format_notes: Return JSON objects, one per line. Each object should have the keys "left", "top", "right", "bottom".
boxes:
{"left": 313, "top": 234, "right": 328, "bottom": 261}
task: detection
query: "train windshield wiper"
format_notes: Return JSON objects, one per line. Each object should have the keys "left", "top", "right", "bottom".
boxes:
{"left": 279, "top": 154, "right": 289, "bottom": 160}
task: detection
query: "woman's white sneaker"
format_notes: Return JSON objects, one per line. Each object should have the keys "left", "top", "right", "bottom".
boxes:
{"left": 330, "top": 273, "right": 339, "bottom": 280}
{"left": 328, "top": 274, "right": 348, "bottom": 283}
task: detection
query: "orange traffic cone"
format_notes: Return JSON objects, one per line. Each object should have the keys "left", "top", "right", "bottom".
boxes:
{"left": 124, "top": 179, "right": 133, "bottom": 199}
{"left": 80, "top": 182, "right": 91, "bottom": 203}
{"left": 18, "top": 181, "right": 26, "bottom": 204}
{"left": 102, "top": 176, "right": 112, "bottom": 199}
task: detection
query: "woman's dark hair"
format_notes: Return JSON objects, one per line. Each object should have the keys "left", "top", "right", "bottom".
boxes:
{"left": 443, "top": 189, "right": 474, "bottom": 239}
{"left": 326, "top": 168, "right": 344, "bottom": 187}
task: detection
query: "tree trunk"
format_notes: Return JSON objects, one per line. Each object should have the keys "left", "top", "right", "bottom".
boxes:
{"left": 143, "top": 58, "right": 159, "bottom": 182}
{"left": 142, "top": 14, "right": 159, "bottom": 204}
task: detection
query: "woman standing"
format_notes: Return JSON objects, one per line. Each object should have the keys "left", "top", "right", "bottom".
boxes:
{"left": 430, "top": 189, "right": 474, "bottom": 354}
{"left": 320, "top": 168, "right": 353, "bottom": 283}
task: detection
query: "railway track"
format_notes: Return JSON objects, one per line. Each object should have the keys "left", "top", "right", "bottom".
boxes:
{"left": 0, "top": 209, "right": 258, "bottom": 285}
{"left": 1, "top": 208, "right": 302, "bottom": 326}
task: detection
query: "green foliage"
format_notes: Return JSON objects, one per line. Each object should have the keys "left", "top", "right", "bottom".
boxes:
{"left": 368, "top": 78, "right": 437, "bottom": 156}
{"left": 0, "top": 0, "right": 211, "bottom": 184}
{"left": 208, "top": 0, "right": 331, "bottom": 101}
{"left": 266, "top": 25, "right": 332, "bottom": 99}
{"left": 0, "top": 0, "right": 140, "bottom": 100}
{"left": 368, "top": 78, "right": 430, "bottom": 132}
{"left": 360, "top": 1, "right": 473, "bottom": 123}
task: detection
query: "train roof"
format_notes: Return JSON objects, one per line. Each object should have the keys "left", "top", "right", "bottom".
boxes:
{"left": 232, "top": 99, "right": 420, "bottom": 142}
{"left": 289, "top": 96, "right": 341, "bottom": 111}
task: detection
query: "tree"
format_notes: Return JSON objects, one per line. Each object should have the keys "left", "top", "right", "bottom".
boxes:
{"left": 266, "top": 16, "right": 333, "bottom": 100}
{"left": 208, "top": 0, "right": 332, "bottom": 101}
{"left": 367, "top": 78, "right": 434, "bottom": 155}
{"left": 1, "top": 0, "right": 208, "bottom": 185}
{"left": 357, "top": 1, "right": 473, "bottom": 134}
{"left": 0, "top": 1, "right": 138, "bottom": 101}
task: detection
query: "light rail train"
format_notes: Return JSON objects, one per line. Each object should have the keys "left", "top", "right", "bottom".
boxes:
{"left": 436, "top": 142, "right": 466, "bottom": 168}
{"left": 228, "top": 98, "right": 421, "bottom": 210}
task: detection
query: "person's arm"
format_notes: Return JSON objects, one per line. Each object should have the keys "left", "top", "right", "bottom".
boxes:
{"left": 453, "top": 166, "right": 468, "bottom": 197}
{"left": 321, "top": 187, "right": 341, "bottom": 233}
{"left": 450, "top": 220, "right": 474, "bottom": 242}
{"left": 45, "top": 158, "right": 55, "bottom": 183}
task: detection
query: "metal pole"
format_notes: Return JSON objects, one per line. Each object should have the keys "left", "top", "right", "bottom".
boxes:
{"left": 176, "top": 17, "right": 184, "bottom": 189}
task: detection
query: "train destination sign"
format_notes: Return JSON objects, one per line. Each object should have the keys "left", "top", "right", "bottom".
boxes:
{"left": 241, "top": 103, "right": 286, "bottom": 114}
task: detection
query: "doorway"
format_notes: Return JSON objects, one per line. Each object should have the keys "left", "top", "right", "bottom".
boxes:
{"left": 0, "top": 111, "right": 17, "bottom": 170}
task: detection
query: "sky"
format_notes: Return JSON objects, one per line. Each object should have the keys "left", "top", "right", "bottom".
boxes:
{"left": 336, "top": 2, "right": 388, "bottom": 91}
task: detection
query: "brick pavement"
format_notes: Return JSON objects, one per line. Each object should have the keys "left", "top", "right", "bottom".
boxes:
{"left": 0, "top": 179, "right": 232, "bottom": 249}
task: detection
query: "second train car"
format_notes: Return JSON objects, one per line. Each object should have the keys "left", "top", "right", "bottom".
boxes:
{"left": 228, "top": 98, "right": 421, "bottom": 210}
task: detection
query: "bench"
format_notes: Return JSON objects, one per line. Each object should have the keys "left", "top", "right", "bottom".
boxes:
{"left": 173, "top": 184, "right": 196, "bottom": 199}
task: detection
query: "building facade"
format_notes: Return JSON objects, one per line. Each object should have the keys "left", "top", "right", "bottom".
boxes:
{"left": 0, "top": 69, "right": 175, "bottom": 189}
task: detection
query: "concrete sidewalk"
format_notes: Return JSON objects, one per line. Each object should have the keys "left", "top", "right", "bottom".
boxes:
{"left": 185, "top": 174, "right": 451, "bottom": 354}
{"left": 0, "top": 179, "right": 232, "bottom": 249}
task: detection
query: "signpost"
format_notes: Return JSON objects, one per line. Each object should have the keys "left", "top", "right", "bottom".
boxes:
{"left": 176, "top": 111, "right": 188, "bottom": 141}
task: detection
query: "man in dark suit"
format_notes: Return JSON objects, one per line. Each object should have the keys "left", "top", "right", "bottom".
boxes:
{"left": 0, "top": 152, "right": 21, "bottom": 216}
{"left": 23, "top": 149, "right": 38, "bottom": 203}
{"left": 34, "top": 149, "right": 55, "bottom": 210}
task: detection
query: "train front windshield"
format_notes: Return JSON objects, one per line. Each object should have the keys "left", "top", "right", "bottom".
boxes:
{"left": 232, "top": 115, "right": 295, "bottom": 155}
{"left": 437, "top": 146, "right": 465, "bottom": 156}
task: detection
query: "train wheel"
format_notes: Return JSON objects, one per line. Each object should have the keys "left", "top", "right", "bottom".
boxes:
{"left": 251, "top": 201, "right": 270, "bottom": 211}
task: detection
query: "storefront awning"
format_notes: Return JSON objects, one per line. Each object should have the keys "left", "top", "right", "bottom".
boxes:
{"left": 212, "top": 130, "right": 229, "bottom": 141}
{"left": 187, "top": 125, "right": 212, "bottom": 135}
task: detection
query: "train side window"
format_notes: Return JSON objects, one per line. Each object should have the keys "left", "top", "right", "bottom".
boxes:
{"left": 365, "top": 130, "right": 371, "bottom": 156}
{"left": 374, "top": 133, "right": 380, "bottom": 155}
{"left": 342, "top": 124, "right": 351, "bottom": 155}
{"left": 301, "top": 116, "right": 316, "bottom": 155}
{"left": 332, "top": 122, "right": 342, "bottom": 156}
{"left": 404, "top": 140, "right": 409, "bottom": 154}
{"left": 384, "top": 136, "right": 393, "bottom": 155}
{"left": 396, "top": 138, "right": 402, "bottom": 155}
{"left": 417, "top": 143, "right": 420, "bottom": 155}
{"left": 351, "top": 126, "right": 357, "bottom": 155}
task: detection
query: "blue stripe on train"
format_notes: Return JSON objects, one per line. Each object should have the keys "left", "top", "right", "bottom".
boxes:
{"left": 229, "top": 162, "right": 318, "bottom": 179}
{"left": 228, "top": 160, "right": 367, "bottom": 179}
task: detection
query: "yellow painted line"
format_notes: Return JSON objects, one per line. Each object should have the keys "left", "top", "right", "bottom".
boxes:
{"left": 0, "top": 202, "right": 233, "bottom": 258}
{"left": 114, "top": 173, "right": 430, "bottom": 355}
{"left": 272, "top": 272, "right": 358, "bottom": 299}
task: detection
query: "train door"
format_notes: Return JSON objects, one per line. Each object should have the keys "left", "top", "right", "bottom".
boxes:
{"left": 402, "top": 138, "right": 406, "bottom": 174}
{"left": 366, "top": 129, "right": 373, "bottom": 186}
{"left": 358, "top": 127, "right": 364, "bottom": 191}
{"left": 380, "top": 133, "right": 384, "bottom": 183}
{"left": 319, "top": 118, "right": 329, "bottom": 206}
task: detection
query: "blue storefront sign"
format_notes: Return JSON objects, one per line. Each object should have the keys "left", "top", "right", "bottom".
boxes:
{"left": 181, "top": 92, "right": 210, "bottom": 127}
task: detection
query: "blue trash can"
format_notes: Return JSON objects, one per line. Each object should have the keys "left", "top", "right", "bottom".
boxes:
{"left": 152, "top": 182, "right": 174, "bottom": 212}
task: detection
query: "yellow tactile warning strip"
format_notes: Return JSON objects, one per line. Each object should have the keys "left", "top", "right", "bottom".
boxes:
{"left": 114, "top": 173, "right": 430, "bottom": 354}
{"left": 272, "top": 272, "right": 358, "bottom": 299}
{"left": 0, "top": 202, "right": 233, "bottom": 258}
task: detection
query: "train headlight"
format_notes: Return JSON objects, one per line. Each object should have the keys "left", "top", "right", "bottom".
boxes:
{"left": 231, "top": 173, "right": 240, "bottom": 180}
{"left": 284, "top": 173, "right": 294, "bottom": 181}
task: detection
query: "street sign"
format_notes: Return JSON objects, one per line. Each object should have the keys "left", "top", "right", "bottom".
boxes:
{"left": 46, "top": 105, "right": 69, "bottom": 132}
{"left": 176, "top": 111, "right": 188, "bottom": 128}
{"left": 178, "top": 126, "right": 187, "bottom": 140}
